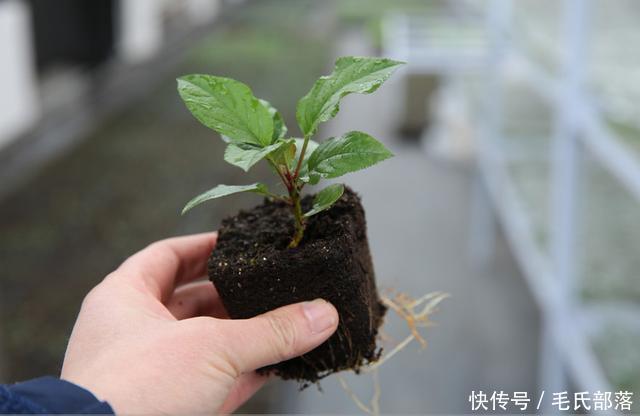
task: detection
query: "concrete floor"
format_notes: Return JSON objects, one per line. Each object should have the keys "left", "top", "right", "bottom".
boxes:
{"left": 252, "top": 30, "right": 542, "bottom": 414}
{"left": 0, "top": 18, "right": 541, "bottom": 412}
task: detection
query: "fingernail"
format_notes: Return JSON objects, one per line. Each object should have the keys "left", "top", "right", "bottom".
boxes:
{"left": 303, "top": 299, "right": 337, "bottom": 334}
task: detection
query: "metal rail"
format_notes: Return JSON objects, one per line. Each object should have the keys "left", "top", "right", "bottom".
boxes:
{"left": 384, "top": 0, "right": 639, "bottom": 408}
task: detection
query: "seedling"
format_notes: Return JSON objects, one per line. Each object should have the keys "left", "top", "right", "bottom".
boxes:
{"left": 178, "top": 56, "right": 404, "bottom": 247}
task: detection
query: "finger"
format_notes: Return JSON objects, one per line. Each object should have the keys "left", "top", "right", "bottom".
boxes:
{"left": 166, "top": 281, "right": 228, "bottom": 320}
{"left": 217, "top": 299, "right": 338, "bottom": 373}
{"left": 218, "top": 372, "right": 269, "bottom": 414}
{"left": 115, "top": 232, "right": 217, "bottom": 301}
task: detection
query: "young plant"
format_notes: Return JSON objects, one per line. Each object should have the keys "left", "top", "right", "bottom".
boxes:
{"left": 178, "top": 56, "right": 404, "bottom": 247}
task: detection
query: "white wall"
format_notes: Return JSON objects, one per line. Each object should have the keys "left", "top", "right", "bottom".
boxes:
{"left": 0, "top": 0, "right": 39, "bottom": 149}
{"left": 118, "top": 0, "right": 223, "bottom": 63}
{"left": 186, "top": 0, "right": 220, "bottom": 26}
{"left": 118, "top": 0, "right": 164, "bottom": 63}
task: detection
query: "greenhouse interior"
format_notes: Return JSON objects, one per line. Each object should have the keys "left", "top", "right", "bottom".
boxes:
{"left": 0, "top": 0, "right": 638, "bottom": 414}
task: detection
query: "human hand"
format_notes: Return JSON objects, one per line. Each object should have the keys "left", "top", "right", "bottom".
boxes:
{"left": 60, "top": 232, "right": 339, "bottom": 414}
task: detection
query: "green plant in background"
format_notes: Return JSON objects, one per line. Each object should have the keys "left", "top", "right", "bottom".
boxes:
{"left": 178, "top": 56, "right": 404, "bottom": 247}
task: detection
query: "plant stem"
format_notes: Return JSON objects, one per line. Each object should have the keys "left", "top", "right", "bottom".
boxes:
{"left": 269, "top": 155, "right": 305, "bottom": 247}
{"left": 288, "top": 184, "right": 305, "bottom": 248}
{"left": 292, "top": 134, "right": 310, "bottom": 181}
{"left": 286, "top": 134, "right": 313, "bottom": 247}
{"left": 267, "top": 158, "right": 291, "bottom": 193}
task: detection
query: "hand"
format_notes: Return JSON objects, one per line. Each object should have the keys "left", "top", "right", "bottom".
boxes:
{"left": 60, "top": 232, "right": 339, "bottom": 414}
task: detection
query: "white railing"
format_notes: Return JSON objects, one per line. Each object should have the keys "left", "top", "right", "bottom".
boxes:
{"left": 482, "top": 1, "right": 637, "bottom": 407}
{"left": 383, "top": 0, "right": 639, "bottom": 411}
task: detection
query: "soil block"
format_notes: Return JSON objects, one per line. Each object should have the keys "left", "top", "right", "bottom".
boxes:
{"left": 208, "top": 186, "right": 386, "bottom": 383}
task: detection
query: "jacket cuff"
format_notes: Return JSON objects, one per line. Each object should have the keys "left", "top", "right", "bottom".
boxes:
{"left": 3, "top": 376, "right": 113, "bottom": 414}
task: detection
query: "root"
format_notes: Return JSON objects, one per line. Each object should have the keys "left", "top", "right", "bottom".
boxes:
{"left": 364, "top": 334, "right": 413, "bottom": 372}
{"left": 380, "top": 290, "right": 449, "bottom": 348}
{"left": 371, "top": 368, "right": 381, "bottom": 416}
{"left": 337, "top": 289, "right": 448, "bottom": 414}
{"left": 337, "top": 369, "right": 381, "bottom": 416}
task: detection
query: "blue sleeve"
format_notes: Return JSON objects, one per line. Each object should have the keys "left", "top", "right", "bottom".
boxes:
{"left": 0, "top": 376, "right": 113, "bottom": 414}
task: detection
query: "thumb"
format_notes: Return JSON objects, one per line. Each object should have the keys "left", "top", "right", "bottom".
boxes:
{"left": 218, "top": 299, "right": 339, "bottom": 373}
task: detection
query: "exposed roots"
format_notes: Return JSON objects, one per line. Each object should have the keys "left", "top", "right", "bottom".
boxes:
{"left": 337, "top": 370, "right": 381, "bottom": 416}
{"left": 365, "top": 334, "right": 413, "bottom": 372}
{"left": 337, "top": 374, "right": 376, "bottom": 415}
{"left": 337, "top": 290, "right": 449, "bottom": 415}
{"left": 381, "top": 290, "right": 449, "bottom": 348}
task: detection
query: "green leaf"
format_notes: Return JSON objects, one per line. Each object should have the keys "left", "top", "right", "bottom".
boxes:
{"left": 304, "top": 183, "right": 345, "bottom": 217}
{"left": 269, "top": 138, "right": 296, "bottom": 167}
{"left": 296, "top": 56, "right": 404, "bottom": 136}
{"left": 307, "top": 131, "right": 393, "bottom": 180}
{"left": 259, "top": 99, "right": 287, "bottom": 142}
{"left": 224, "top": 141, "right": 288, "bottom": 172}
{"left": 304, "top": 173, "right": 321, "bottom": 185}
{"left": 177, "top": 75, "right": 273, "bottom": 146}
{"left": 182, "top": 183, "right": 268, "bottom": 214}
{"left": 267, "top": 138, "right": 320, "bottom": 181}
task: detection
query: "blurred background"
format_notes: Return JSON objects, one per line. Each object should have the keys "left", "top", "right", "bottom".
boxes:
{"left": 0, "top": 0, "right": 639, "bottom": 413}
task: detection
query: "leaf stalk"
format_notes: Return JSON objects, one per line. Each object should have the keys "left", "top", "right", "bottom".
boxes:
{"left": 292, "top": 134, "right": 311, "bottom": 182}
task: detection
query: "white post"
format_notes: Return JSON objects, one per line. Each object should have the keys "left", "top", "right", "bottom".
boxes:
{"left": 485, "top": 0, "right": 510, "bottom": 144}
{"left": 118, "top": 0, "right": 164, "bottom": 63}
{"left": 543, "top": 0, "right": 589, "bottom": 405}
{"left": 471, "top": 0, "right": 511, "bottom": 265}
{"left": 0, "top": 0, "right": 39, "bottom": 149}
{"left": 185, "top": 0, "right": 220, "bottom": 26}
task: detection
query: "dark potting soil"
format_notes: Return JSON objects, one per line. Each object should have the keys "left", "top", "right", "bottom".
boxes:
{"left": 208, "top": 186, "right": 386, "bottom": 383}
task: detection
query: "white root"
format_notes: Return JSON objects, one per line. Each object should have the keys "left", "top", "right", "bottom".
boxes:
{"left": 338, "top": 375, "right": 375, "bottom": 415}
{"left": 371, "top": 370, "right": 381, "bottom": 416}
{"left": 337, "top": 290, "right": 448, "bottom": 414}
{"left": 364, "top": 334, "right": 414, "bottom": 372}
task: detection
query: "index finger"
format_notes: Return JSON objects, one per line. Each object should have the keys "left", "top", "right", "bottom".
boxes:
{"left": 115, "top": 232, "right": 217, "bottom": 301}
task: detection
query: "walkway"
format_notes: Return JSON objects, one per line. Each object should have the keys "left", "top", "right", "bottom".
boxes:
{"left": 260, "top": 30, "right": 541, "bottom": 414}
